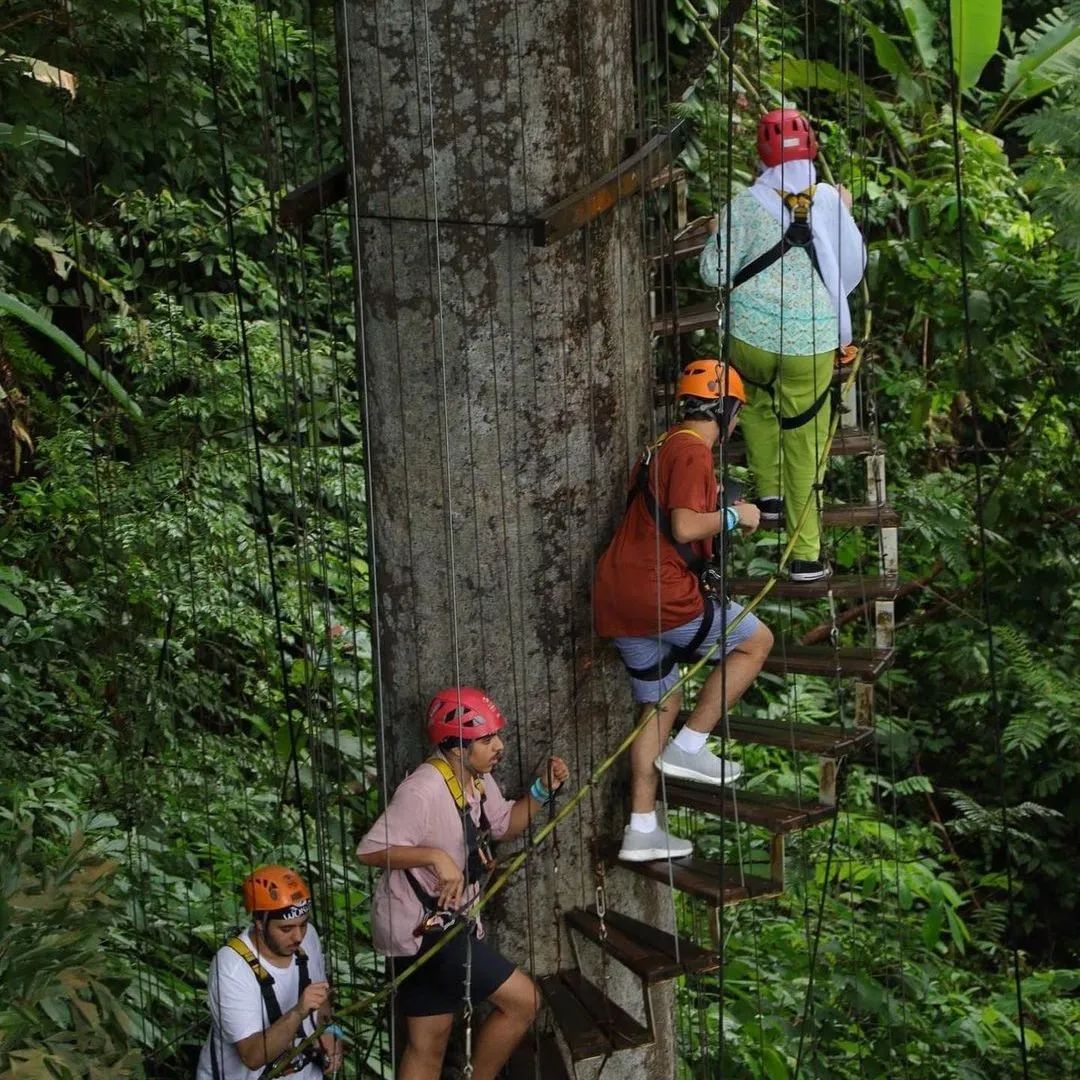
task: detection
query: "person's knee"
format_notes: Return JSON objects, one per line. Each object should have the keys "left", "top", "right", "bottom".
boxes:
{"left": 493, "top": 970, "right": 539, "bottom": 1024}
{"left": 744, "top": 621, "right": 774, "bottom": 658}
{"left": 406, "top": 1014, "right": 453, "bottom": 1058}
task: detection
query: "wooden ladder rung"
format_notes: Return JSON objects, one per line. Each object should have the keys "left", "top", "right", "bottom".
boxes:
{"left": 727, "top": 574, "right": 900, "bottom": 601}
{"left": 763, "top": 644, "right": 895, "bottom": 680}
{"left": 752, "top": 503, "right": 901, "bottom": 530}
{"left": 619, "top": 855, "right": 782, "bottom": 906}
{"left": 660, "top": 781, "right": 835, "bottom": 832}
{"left": 723, "top": 716, "right": 875, "bottom": 756}
{"left": 564, "top": 907, "right": 717, "bottom": 983}
{"left": 718, "top": 429, "right": 875, "bottom": 464}
{"left": 538, "top": 972, "right": 614, "bottom": 1062}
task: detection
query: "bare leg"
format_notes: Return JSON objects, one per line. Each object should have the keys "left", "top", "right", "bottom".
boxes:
{"left": 469, "top": 969, "right": 539, "bottom": 1080}
{"left": 684, "top": 622, "right": 773, "bottom": 734}
{"left": 399, "top": 1013, "right": 454, "bottom": 1080}
{"left": 629, "top": 690, "right": 682, "bottom": 814}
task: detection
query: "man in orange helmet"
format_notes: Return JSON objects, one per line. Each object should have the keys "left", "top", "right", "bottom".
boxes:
{"left": 594, "top": 359, "right": 773, "bottom": 862}
{"left": 196, "top": 865, "right": 342, "bottom": 1079}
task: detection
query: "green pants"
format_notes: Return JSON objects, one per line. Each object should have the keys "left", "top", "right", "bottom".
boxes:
{"left": 728, "top": 338, "right": 835, "bottom": 562}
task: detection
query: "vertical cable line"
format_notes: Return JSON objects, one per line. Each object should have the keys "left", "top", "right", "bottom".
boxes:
{"left": 416, "top": 0, "right": 478, "bottom": 1067}
{"left": 199, "top": 0, "right": 313, "bottom": 879}
{"left": 943, "top": 5, "right": 1030, "bottom": 1075}
{"left": 335, "top": 0, "right": 399, "bottom": 1062}
{"left": 300, "top": 0, "right": 373, "bottom": 1059}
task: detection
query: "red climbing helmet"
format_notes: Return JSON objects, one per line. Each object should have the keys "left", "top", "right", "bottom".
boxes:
{"left": 427, "top": 686, "right": 507, "bottom": 744}
{"left": 241, "top": 865, "right": 312, "bottom": 919}
{"left": 757, "top": 108, "right": 818, "bottom": 167}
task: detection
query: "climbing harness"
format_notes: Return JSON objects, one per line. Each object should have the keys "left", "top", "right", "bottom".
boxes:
{"left": 404, "top": 756, "right": 495, "bottom": 938}
{"left": 620, "top": 429, "right": 727, "bottom": 683}
{"left": 730, "top": 186, "right": 823, "bottom": 293}
{"left": 209, "top": 937, "right": 320, "bottom": 1079}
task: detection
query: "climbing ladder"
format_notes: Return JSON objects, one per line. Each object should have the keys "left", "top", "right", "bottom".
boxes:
{"left": 523, "top": 151, "right": 898, "bottom": 1073}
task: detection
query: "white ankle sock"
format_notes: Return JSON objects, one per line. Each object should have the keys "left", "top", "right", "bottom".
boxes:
{"left": 673, "top": 727, "right": 709, "bottom": 754}
{"left": 629, "top": 811, "right": 657, "bottom": 834}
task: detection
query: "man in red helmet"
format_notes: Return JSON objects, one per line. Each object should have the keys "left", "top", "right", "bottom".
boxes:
{"left": 594, "top": 360, "right": 773, "bottom": 863}
{"left": 701, "top": 107, "right": 866, "bottom": 582}
{"left": 196, "top": 865, "right": 343, "bottom": 1079}
{"left": 357, "top": 686, "right": 570, "bottom": 1080}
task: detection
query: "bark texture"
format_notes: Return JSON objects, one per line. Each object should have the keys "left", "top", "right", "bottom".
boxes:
{"left": 340, "top": 1, "right": 674, "bottom": 1074}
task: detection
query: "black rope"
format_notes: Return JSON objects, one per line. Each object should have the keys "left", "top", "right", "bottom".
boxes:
{"left": 943, "top": 7, "right": 1030, "bottom": 1076}
{"left": 199, "top": 0, "right": 314, "bottom": 881}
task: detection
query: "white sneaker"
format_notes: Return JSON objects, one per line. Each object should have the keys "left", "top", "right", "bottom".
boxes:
{"left": 656, "top": 742, "right": 743, "bottom": 786}
{"left": 618, "top": 825, "right": 693, "bottom": 862}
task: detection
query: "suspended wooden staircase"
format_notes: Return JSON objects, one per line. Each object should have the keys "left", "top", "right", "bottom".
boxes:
{"left": 514, "top": 140, "right": 898, "bottom": 1075}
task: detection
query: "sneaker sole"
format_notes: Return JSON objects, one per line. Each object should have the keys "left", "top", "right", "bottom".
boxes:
{"left": 789, "top": 571, "right": 831, "bottom": 582}
{"left": 656, "top": 760, "right": 743, "bottom": 786}
{"left": 618, "top": 845, "right": 693, "bottom": 862}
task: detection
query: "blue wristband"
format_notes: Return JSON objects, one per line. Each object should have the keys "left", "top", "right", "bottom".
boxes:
{"left": 530, "top": 777, "right": 552, "bottom": 802}
{"left": 325, "top": 1023, "right": 345, "bottom": 1039}
{"left": 724, "top": 506, "right": 739, "bottom": 532}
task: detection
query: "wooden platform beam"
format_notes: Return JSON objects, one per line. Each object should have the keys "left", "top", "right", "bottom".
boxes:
{"left": 278, "top": 162, "right": 349, "bottom": 228}
{"left": 532, "top": 122, "right": 687, "bottom": 246}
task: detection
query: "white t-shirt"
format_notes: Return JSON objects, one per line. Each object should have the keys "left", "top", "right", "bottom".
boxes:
{"left": 195, "top": 925, "right": 326, "bottom": 1080}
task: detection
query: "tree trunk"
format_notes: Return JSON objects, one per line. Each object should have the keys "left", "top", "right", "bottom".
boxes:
{"left": 338, "top": 1, "right": 675, "bottom": 1074}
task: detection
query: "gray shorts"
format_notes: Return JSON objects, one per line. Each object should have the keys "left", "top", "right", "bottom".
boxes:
{"left": 613, "top": 600, "right": 762, "bottom": 703}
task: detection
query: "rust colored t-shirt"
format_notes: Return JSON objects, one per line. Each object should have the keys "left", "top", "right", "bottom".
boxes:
{"left": 593, "top": 426, "right": 717, "bottom": 637}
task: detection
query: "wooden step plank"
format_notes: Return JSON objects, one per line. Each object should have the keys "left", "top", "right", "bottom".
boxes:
{"left": 599, "top": 908, "right": 719, "bottom": 977}
{"left": 763, "top": 644, "right": 895, "bottom": 680}
{"left": 724, "top": 717, "right": 875, "bottom": 756}
{"left": 719, "top": 429, "right": 874, "bottom": 463}
{"left": 755, "top": 503, "right": 901, "bottom": 530}
{"left": 727, "top": 574, "right": 899, "bottom": 601}
{"left": 539, "top": 973, "right": 612, "bottom": 1061}
{"left": 651, "top": 300, "right": 717, "bottom": 337}
{"left": 564, "top": 908, "right": 677, "bottom": 983}
{"left": 661, "top": 781, "right": 836, "bottom": 832}
{"left": 561, "top": 969, "right": 652, "bottom": 1054}
{"left": 648, "top": 215, "right": 712, "bottom": 263}
{"left": 620, "top": 855, "right": 782, "bottom": 906}
{"left": 504, "top": 1032, "right": 572, "bottom": 1079}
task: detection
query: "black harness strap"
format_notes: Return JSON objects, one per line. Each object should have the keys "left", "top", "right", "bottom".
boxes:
{"left": 220, "top": 938, "right": 315, "bottom": 1078}
{"left": 623, "top": 433, "right": 718, "bottom": 681}
{"left": 730, "top": 187, "right": 825, "bottom": 292}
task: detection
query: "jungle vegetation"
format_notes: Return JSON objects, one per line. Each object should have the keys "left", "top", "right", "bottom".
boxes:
{"left": 0, "top": 1, "right": 1077, "bottom": 1077}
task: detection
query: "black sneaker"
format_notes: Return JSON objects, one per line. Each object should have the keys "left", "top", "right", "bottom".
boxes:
{"left": 756, "top": 497, "right": 784, "bottom": 525}
{"left": 789, "top": 559, "right": 830, "bottom": 582}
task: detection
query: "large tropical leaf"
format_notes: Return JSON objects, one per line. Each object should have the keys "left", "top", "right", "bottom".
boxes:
{"left": 992, "top": 6, "right": 1080, "bottom": 126}
{"left": 0, "top": 122, "right": 80, "bottom": 156}
{"left": 950, "top": 0, "right": 1002, "bottom": 90}
{"left": 897, "top": 0, "right": 939, "bottom": 69}
{"left": 0, "top": 293, "right": 143, "bottom": 421}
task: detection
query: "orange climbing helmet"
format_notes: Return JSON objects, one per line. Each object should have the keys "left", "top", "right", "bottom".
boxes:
{"left": 757, "top": 108, "right": 818, "bottom": 167}
{"left": 241, "top": 865, "right": 312, "bottom": 920}
{"left": 677, "top": 359, "right": 745, "bottom": 435}
{"left": 677, "top": 359, "right": 746, "bottom": 404}
{"left": 427, "top": 686, "right": 507, "bottom": 745}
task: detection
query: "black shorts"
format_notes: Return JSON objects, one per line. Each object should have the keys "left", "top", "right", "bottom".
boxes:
{"left": 388, "top": 930, "right": 516, "bottom": 1017}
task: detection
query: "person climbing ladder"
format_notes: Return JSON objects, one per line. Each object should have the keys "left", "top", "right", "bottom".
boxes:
{"left": 594, "top": 359, "right": 773, "bottom": 862}
{"left": 700, "top": 108, "right": 866, "bottom": 582}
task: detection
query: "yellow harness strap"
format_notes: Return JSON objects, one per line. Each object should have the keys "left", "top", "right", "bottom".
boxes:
{"left": 779, "top": 185, "right": 817, "bottom": 222}
{"left": 226, "top": 936, "right": 273, "bottom": 984}
{"left": 426, "top": 754, "right": 484, "bottom": 809}
{"left": 645, "top": 425, "right": 705, "bottom": 462}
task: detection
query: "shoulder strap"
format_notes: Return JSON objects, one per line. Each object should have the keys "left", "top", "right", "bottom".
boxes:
{"left": 730, "top": 186, "right": 824, "bottom": 291}
{"left": 226, "top": 937, "right": 282, "bottom": 1025}
{"left": 426, "top": 755, "right": 466, "bottom": 810}
{"left": 428, "top": 754, "right": 493, "bottom": 843}
{"left": 628, "top": 430, "right": 708, "bottom": 577}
